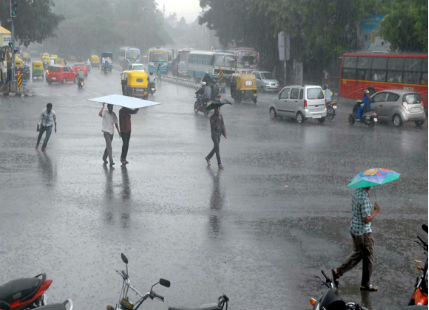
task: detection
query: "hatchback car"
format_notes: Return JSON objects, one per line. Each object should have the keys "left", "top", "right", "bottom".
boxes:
{"left": 269, "top": 85, "right": 327, "bottom": 123}
{"left": 46, "top": 65, "right": 76, "bottom": 84}
{"left": 370, "top": 89, "right": 425, "bottom": 127}
{"left": 252, "top": 70, "right": 279, "bottom": 92}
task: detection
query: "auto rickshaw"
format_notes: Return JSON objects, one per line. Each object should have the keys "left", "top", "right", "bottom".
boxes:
{"left": 32, "top": 61, "right": 44, "bottom": 80}
{"left": 90, "top": 55, "right": 100, "bottom": 68}
{"left": 42, "top": 55, "right": 50, "bottom": 69}
{"left": 121, "top": 70, "right": 149, "bottom": 99}
{"left": 230, "top": 73, "right": 258, "bottom": 103}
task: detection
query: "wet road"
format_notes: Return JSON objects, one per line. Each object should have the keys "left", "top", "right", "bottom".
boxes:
{"left": 0, "top": 69, "right": 427, "bottom": 310}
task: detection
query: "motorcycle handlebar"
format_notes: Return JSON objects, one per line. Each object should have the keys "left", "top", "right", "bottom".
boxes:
{"left": 151, "top": 291, "right": 164, "bottom": 302}
{"left": 321, "top": 270, "right": 330, "bottom": 282}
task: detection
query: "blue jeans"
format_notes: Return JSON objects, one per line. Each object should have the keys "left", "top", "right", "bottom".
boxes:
{"left": 36, "top": 125, "right": 52, "bottom": 149}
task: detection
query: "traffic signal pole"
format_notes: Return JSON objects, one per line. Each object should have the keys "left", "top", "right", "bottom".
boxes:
{"left": 9, "top": 0, "right": 16, "bottom": 88}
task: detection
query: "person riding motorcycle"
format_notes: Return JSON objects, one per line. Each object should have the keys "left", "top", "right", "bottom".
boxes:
{"left": 323, "top": 85, "right": 333, "bottom": 104}
{"left": 77, "top": 68, "right": 85, "bottom": 86}
{"left": 357, "top": 89, "right": 371, "bottom": 119}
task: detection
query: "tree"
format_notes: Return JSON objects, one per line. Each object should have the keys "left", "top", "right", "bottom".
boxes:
{"left": 0, "top": 0, "right": 63, "bottom": 47}
{"left": 380, "top": 0, "right": 427, "bottom": 52}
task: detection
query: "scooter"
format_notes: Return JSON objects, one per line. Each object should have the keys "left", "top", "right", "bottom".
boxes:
{"left": 409, "top": 224, "right": 428, "bottom": 306}
{"left": 107, "top": 253, "right": 229, "bottom": 310}
{"left": 326, "top": 100, "right": 337, "bottom": 121}
{"left": 34, "top": 299, "right": 73, "bottom": 310}
{"left": 309, "top": 270, "right": 368, "bottom": 310}
{"left": 348, "top": 101, "right": 378, "bottom": 127}
{"left": 0, "top": 273, "right": 52, "bottom": 310}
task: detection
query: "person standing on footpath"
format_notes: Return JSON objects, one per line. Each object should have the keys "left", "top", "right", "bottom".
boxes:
{"left": 331, "top": 186, "right": 381, "bottom": 292}
{"left": 99, "top": 103, "right": 120, "bottom": 166}
{"left": 205, "top": 106, "right": 227, "bottom": 169}
{"left": 119, "top": 107, "right": 138, "bottom": 166}
{"left": 35, "top": 102, "right": 56, "bottom": 152}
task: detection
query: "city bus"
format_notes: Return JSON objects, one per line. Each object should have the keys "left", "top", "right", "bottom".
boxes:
{"left": 148, "top": 48, "right": 169, "bottom": 74}
{"left": 175, "top": 48, "right": 191, "bottom": 77}
{"left": 187, "top": 50, "right": 215, "bottom": 80}
{"left": 339, "top": 52, "right": 428, "bottom": 107}
{"left": 119, "top": 47, "right": 141, "bottom": 70}
{"left": 234, "top": 47, "right": 259, "bottom": 70}
{"left": 213, "top": 51, "right": 237, "bottom": 81}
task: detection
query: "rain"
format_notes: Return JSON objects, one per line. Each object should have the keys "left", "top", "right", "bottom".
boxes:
{"left": 0, "top": 0, "right": 427, "bottom": 310}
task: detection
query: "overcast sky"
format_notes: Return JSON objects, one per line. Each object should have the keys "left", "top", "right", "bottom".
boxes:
{"left": 156, "top": 0, "right": 201, "bottom": 23}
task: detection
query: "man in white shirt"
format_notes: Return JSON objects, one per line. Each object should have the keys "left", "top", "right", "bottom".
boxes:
{"left": 99, "top": 103, "right": 121, "bottom": 166}
{"left": 36, "top": 103, "right": 56, "bottom": 152}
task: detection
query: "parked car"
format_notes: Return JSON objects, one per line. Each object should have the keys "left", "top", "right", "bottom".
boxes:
{"left": 46, "top": 65, "right": 76, "bottom": 84}
{"left": 370, "top": 89, "right": 425, "bottom": 127}
{"left": 252, "top": 70, "right": 279, "bottom": 92}
{"left": 269, "top": 85, "right": 327, "bottom": 123}
{"left": 72, "top": 62, "right": 88, "bottom": 77}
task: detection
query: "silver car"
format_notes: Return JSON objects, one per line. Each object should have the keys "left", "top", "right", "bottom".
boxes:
{"left": 269, "top": 85, "right": 327, "bottom": 123}
{"left": 370, "top": 89, "right": 426, "bottom": 127}
{"left": 252, "top": 70, "right": 279, "bottom": 92}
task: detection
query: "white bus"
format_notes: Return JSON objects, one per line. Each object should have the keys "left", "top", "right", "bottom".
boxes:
{"left": 119, "top": 47, "right": 141, "bottom": 70}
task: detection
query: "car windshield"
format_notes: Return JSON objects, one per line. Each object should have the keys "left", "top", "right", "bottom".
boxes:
{"left": 404, "top": 93, "right": 422, "bottom": 105}
{"left": 307, "top": 87, "right": 324, "bottom": 99}
{"left": 260, "top": 72, "right": 274, "bottom": 79}
{"left": 132, "top": 65, "right": 144, "bottom": 70}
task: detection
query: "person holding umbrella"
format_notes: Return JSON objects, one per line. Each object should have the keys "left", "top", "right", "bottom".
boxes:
{"left": 205, "top": 100, "right": 231, "bottom": 169}
{"left": 331, "top": 168, "right": 400, "bottom": 292}
{"left": 99, "top": 103, "right": 121, "bottom": 166}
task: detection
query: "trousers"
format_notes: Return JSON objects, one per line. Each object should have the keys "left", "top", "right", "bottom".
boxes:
{"left": 121, "top": 132, "right": 131, "bottom": 161}
{"left": 36, "top": 125, "right": 52, "bottom": 149}
{"left": 206, "top": 134, "right": 221, "bottom": 165}
{"left": 103, "top": 132, "right": 114, "bottom": 163}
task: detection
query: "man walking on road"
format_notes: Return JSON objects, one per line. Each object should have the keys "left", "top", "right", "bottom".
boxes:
{"left": 119, "top": 107, "right": 138, "bottom": 166}
{"left": 35, "top": 103, "right": 56, "bottom": 152}
{"left": 331, "top": 186, "right": 381, "bottom": 292}
{"left": 205, "top": 107, "right": 227, "bottom": 169}
{"left": 99, "top": 103, "right": 121, "bottom": 166}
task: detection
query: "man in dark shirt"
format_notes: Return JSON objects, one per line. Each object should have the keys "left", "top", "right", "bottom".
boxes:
{"left": 119, "top": 107, "right": 139, "bottom": 166}
{"left": 205, "top": 107, "right": 227, "bottom": 169}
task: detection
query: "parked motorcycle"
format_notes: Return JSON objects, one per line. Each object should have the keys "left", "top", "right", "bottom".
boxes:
{"left": 326, "top": 101, "right": 338, "bottom": 121}
{"left": 348, "top": 101, "right": 378, "bottom": 127}
{"left": 194, "top": 93, "right": 208, "bottom": 116}
{"left": 309, "top": 270, "right": 367, "bottom": 310}
{"left": 0, "top": 273, "right": 52, "bottom": 310}
{"left": 409, "top": 224, "right": 428, "bottom": 306}
{"left": 106, "top": 253, "right": 229, "bottom": 310}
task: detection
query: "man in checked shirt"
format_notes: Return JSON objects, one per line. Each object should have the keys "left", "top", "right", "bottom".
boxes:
{"left": 331, "top": 186, "right": 381, "bottom": 292}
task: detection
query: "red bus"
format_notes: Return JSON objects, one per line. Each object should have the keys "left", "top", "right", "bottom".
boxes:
{"left": 340, "top": 53, "right": 428, "bottom": 107}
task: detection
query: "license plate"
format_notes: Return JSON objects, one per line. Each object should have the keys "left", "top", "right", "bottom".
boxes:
{"left": 411, "top": 108, "right": 421, "bottom": 112}
{"left": 374, "top": 118, "right": 378, "bottom": 122}
{"left": 52, "top": 77, "right": 56, "bottom": 80}
{"left": 332, "top": 105, "right": 337, "bottom": 109}
{"left": 313, "top": 114, "right": 322, "bottom": 118}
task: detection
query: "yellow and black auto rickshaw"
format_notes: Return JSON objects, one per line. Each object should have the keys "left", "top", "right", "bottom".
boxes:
{"left": 230, "top": 73, "right": 258, "bottom": 103}
{"left": 121, "top": 70, "right": 149, "bottom": 99}
{"left": 90, "top": 55, "right": 100, "bottom": 68}
{"left": 32, "top": 61, "right": 44, "bottom": 80}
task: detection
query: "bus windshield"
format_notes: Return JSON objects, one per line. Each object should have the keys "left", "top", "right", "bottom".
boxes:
{"left": 150, "top": 52, "right": 168, "bottom": 62}
{"left": 126, "top": 49, "right": 140, "bottom": 60}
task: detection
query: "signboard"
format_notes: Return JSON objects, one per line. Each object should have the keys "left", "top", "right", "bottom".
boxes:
{"left": 278, "top": 31, "right": 290, "bottom": 61}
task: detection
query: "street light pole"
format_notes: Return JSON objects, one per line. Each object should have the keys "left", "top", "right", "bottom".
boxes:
{"left": 9, "top": 0, "right": 16, "bottom": 86}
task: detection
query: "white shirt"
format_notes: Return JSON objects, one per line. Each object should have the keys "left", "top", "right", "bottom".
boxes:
{"left": 101, "top": 110, "right": 118, "bottom": 135}
{"left": 38, "top": 108, "right": 56, "bottom": 127}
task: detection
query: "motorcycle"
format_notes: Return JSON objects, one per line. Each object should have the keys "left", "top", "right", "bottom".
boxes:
{"left": 77, "top": 78, "right": 84, "bottom": 89}
{"left": 34, "top": 299, "right": 73, "bottom": 310}
{"left": 107, "top": 253, "right": 229, "bottom": 310}
{"left": 194, "top": 92, "right": 208, "bottom": 116}
{"left": 0, "top": 273, "right": 52, "bottom": 310}
{"left": 149, "top": 82, "right": 156, "bottom": 95}
{"left": 326, "top": 101, "right": 337, "bottom": 121}
{"left": 409, "top": 224, "right": 428, "bottom": 306}
{"left": 309, "top": 270, "right": 368, "bottom": 310}
{"left": 348, "top": 101, "right": 378, "bottom": 127}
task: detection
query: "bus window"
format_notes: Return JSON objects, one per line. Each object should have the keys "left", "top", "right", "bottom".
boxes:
{"left": 403, "top": 58, "right": 422, "bottom": 84}
{"left": 356, "top": 56, "right": 371, "bottom": 80}
{"left": 387, "top": 57, "right": 404, "bottom": 83}
{"left": 370, "top": 57, "right": 387, "bottom": 81}
{"left": 342, "top": 56, "right": 357, "bottom": 79}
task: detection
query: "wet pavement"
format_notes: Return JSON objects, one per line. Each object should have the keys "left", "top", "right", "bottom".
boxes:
{"left": 0, "top": 69, "right": 427, "bottom": 310}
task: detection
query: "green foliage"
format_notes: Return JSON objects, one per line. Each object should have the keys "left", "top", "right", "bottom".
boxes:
{"left": 0, "top": 0, "right": 63, "bottom": 47}
{"left": 380, "top": 0, "right": 428, "bottom": 52}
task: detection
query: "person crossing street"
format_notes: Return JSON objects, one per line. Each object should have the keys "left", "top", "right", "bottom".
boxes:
{"left": 35, "top": 103, "right": 56, "bottom": 152}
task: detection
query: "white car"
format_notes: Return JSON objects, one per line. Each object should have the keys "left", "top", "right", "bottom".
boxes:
{"left": 252, "top": 70, "right": 279, "bottom": 92}
{"left": 128, "top": 63, "right": 145, "bottom": 71}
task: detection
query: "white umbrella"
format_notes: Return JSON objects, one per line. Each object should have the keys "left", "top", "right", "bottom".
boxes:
{"left": 88, "top": 94, "right": 160, "bottom": 109}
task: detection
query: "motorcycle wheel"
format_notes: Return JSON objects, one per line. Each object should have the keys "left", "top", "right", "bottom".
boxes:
{"left": 368, "top": 118, "right": 375, "bottom": 127}
{"left": 194, "top": 102, "right": 199, "bottom": 114}
{"left": 327, "top": 107, "right": 335, "bottom": 120}
{"left": 348, "top": 114, "right": 355, "bottom": 125}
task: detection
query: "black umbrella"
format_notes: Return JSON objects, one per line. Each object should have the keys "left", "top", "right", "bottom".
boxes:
{"left": 206, "top": 99, "right": 232, "bottom": 111}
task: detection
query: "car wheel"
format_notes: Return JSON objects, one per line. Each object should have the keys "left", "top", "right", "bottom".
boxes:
{"left": 348, "top": 114, "right": 355, "bottom": 125}
{"left": 415, "top": 120, "right": 424, "bottom": 127}
{"left": 62, "top": 78, "right": 66, "bottom": 84}
{"left": 392, "top": 114, "right": 402, "bottom": 127}
{"left": 269, "top": 108, "right": 277, "bottom": 120}
{"left": 296, "top": 112, "right": 304, "bottom": 124}
{"left": 318, "top": 117, "right": 326, "bottom": 124}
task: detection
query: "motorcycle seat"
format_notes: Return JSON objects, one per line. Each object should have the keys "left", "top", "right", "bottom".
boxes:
{"left": 168, "top": 303, "right": 220, "bottom": 310}
{"left": 0, "top": 277, "right": 42, "bottom": 303}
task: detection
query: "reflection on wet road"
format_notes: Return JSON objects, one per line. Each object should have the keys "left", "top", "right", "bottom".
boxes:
{"left": 0, "top": 69, "right": 426, "bottom": 309}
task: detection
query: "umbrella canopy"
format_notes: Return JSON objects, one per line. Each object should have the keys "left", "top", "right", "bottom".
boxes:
{"left": 89, "top": 94, "right": 160, "bottom": 109}
{"left": 347, "top": 168, "right": 400, "bottom": 188}
{"left": 207, "top": 99, "right": 232, "bottom": 111}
